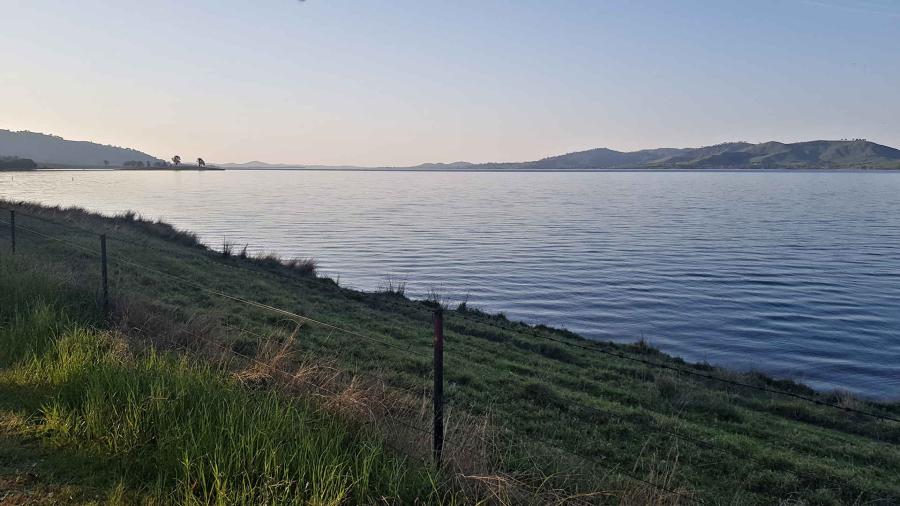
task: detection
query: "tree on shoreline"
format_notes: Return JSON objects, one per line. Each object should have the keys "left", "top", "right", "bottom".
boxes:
{"left": 172, "top": 155, "right": 181, "bottom": 167}
{"left": 0, "top": 156, "right": 37, "bottom": 170}
{"left": 197, "top": 157, "right": 205, "bottom": 168}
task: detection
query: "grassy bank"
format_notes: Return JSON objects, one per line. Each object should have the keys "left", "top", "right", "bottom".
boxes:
{"left": 0, "top": 256, "right": 450, "bottom": 504}
{"left": 1, "top": 200, "right": 899, "bottom": 504}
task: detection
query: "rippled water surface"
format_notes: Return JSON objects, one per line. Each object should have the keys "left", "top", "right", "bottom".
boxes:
{"left": 3, "top": 170, "right": 899, "bottom": 398}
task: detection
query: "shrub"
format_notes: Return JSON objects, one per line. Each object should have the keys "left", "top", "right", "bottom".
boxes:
{"left": 0, "top": 156, "right": 38, "bottom": 170}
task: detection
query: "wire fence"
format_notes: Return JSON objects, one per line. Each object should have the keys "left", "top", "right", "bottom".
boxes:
{"left": 0, "top": 204, "right": 897, "bottom": 504}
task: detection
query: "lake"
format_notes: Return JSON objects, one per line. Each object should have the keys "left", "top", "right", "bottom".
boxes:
{"left": 2, "top": 169, "right": 899, "bottom": 399}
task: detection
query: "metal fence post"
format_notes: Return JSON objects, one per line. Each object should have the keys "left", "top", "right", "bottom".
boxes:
{"left": 100, "top": 234, "right": 109, "bottom": 314}
{"left": 432, "top": 308, "right": 444, "bottom": 466}
{"left": 10, "top": 210, "right": 15, "bottom": 254}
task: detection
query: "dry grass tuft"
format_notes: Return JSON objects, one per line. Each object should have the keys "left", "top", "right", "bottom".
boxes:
{"left": 378, "top": 275, "right": 407, "bottom": 296}
{"left": 254, "top": 251, "right": 317, "bottom": 277}
{"left": 825, "top": 389, "right": 862, "bottom": 413}
{"left": 461, "top": 470, "right": 616, "bottom": 506}
{"left": 619, "top": 440, "right": 694, "bottom": 506}
{"left": 1, "top": 199, "right": 203, "bottom": 248}
{"left": 106, "top": 294, "right": 604, "bottom": 504}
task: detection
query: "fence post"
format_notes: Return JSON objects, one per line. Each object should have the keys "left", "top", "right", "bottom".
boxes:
{"left": 100, "top": 234, "right": 109, "bottom": 314}
{"left": 432, "top": 308, "right": 444, "bottom": 466}
{"left": 9, "top": 210, "right": 15, "bottom": 254}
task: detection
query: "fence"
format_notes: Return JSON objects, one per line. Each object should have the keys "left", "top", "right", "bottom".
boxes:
{"left": 1, "top": 204, "right": 898, "bottom": 504}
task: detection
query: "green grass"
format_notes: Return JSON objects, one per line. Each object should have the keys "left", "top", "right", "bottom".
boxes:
{"left": 1, "top": 200, "right": 900, "bottom": 504}
{"left": 0, "top": 261, "right": 450, "bottom": 504}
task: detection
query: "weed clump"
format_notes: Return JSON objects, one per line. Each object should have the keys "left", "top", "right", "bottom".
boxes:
{"left": 254, "top": 251, "right": 317, "bottom": 277}
{"left": 378, "top": 276, "right": 407, "bottom": 296}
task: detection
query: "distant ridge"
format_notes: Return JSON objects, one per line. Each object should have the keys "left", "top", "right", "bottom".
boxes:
{"left": 0, "top": 130, "right": 163, "bottom": 166}
{"left": 469, "top": 140, "right": 900, "bottom": 171}
{"left": 407, "top": 161, "right": 475, "bottom": 170}
{"left": 220, "top": 140, "right": 900, "bottom": 171}
{"left": 4, "top": 128, "right": 899, "bottom": 170}
{"left": 217, "top": 161, "right": 304, "bottom": 168}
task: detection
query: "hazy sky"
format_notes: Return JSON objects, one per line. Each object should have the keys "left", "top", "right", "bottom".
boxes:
{"left": 2, "top": 0, "right": 898, "bottom": 166}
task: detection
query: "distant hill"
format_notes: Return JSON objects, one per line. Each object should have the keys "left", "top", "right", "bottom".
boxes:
{"left": 407, "top": 161, "right": 475, "bottom": 170}
{"left": 0, "top": 130, "right": 163, "bottom": 166}
{"left": 220, "top": 141, "right": 900, "bottom": 171}
{"left": 217, "top": 161, "right": 296, "bottom": 168}
{"left": 471, "top": 140, "right": 900, "bottom": 171}
{"left": 7, "top": 128, "right": 898, "bottom": 171}
{"left": 0, "top": 156, "right": 38, "bottom": 170}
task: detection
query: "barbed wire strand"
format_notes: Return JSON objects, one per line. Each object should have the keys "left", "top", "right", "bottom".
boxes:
{"left": 3, "top": 206, "right": 435, "bottom": 318}
{"left": 170, "top": 324, "right": 434, "bottom": 437}
{"left": 445, "top": 310, "right": 900, "bottom": 424}
{"left": 127, "top": 324, "right": 435, "bottom": 440}
{"left": 5, "top": 207, "right": 889, "bottom": 501}
{"left": 6, "top": 209, "right": 899, "bottom": 423}
{"left": 3, "top": 216, "right": 445, "bottom": 408}
{"left": 558, "top": 394, "right": 886, "bottom": 500}
{"left": 0, "top": 205, "right": 104, "bottom": 235}
{"left": 215, "top": 321, "right": 438, "bottom": 401}
{"left": 4, "top": 213, "right": 698, "bottom": 501}
{"left": 0, "top": 219, "right": 101, "bottom": 257}
{"left": 103, "top": 252, "right": 432, "bottom": 359}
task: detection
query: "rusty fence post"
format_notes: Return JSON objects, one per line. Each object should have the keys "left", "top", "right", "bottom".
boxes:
{"left": 100, "top": 234, "right": 109, "bottom": 314}
{"left": 9, "top": 210, "right": 15, "bottom": 254}
{"left": 432, "top": 308, "right": 444, "bottom": 466}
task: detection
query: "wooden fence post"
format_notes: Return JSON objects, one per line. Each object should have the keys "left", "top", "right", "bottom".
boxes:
{"left": 433, "top": 308, "right": 444, "bottom": 466}
{"left": 100, "top": 234, "right": 109, "bottom": 314}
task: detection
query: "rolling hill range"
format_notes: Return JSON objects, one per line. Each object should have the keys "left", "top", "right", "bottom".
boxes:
{"left": 216, "top": 140, "right": 900, "bottom": 171}
{"left": 3, "top": 128, "right": 898, "bottom": 170}
{"left": 0, "top": 129, "right": 163, "bottom": 166}
{"left": 474, "top": 140, "right": 900, "bottom": 170}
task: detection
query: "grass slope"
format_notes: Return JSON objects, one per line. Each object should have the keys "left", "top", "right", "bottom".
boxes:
{"left": 1, "top": 201, "right": 899, "bottom": 504}
{"left": 0, "top": 257, "right": 450, "bottom": 504}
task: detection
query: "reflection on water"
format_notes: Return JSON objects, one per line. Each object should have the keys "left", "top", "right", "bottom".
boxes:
{"left": 2, "top": 169, "right": 900, "bottom": 399}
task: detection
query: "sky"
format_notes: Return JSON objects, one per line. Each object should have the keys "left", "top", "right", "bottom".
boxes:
{"left": 1, "top": 0, "right": 899, "bottom": 166}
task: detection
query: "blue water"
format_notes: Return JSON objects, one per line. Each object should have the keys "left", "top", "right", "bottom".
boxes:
{"left": 3, "top": 170, "right": 899, "bottom": 399}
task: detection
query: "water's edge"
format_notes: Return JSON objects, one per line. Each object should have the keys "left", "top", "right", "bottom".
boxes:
{"left": 4, "top": 170, "right": 899, "bottom": 399}
{"left": 4, "top": 197, "right": 898, "bottom": 404}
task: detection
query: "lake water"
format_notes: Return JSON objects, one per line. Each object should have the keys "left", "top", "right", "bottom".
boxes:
{"left": 2, "top": 170, "right": 899, "bottom": 399}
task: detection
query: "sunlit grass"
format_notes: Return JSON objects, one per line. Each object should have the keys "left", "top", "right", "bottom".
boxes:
{"left": 0, "top": 271, "right": 450, "bottom": 504}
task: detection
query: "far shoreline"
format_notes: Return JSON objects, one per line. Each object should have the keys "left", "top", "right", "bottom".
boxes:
{"left": 14, "top": 166, "right": 900, "bottom": 174}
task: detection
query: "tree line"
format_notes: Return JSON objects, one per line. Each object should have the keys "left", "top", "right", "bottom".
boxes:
{"left": 0, "top": 156, "right": 37, "bottom": 170}
{"left": 113, "top": 156, "right": 207, "bottom": 169}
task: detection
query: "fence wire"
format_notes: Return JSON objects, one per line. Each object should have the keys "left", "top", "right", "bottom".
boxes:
{"left": 2, "top": 203, "right": 896, "bottom": 503}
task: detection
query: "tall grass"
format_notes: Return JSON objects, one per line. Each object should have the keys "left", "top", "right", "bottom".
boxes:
{"left": 0, "top": 259, "right": 452, "bottom": 504}
{"left": 254, "top": 251, "right": 318, "bottom": 276}
{"left": 378, "top": 275, "right": 407, "bottom": 296}
{"left": 0, "top": 255, "right": 100, "bottom": 335}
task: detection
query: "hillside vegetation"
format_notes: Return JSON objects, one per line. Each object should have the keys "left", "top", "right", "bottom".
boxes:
{"left": 0, "top": 201, "right": 899, "bottom": 504}
{"left": 0, "top": 130, "right": 162, "bottom": 167}
{"left": 0, "top": 156, "right": 38, "bottom": 170}
{"left": 473, "top": 140, "right": 900, "bottom": 171}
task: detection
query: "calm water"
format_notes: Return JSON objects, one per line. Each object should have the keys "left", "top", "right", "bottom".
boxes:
{"left": 3, "top": 170, "right": 899, "bottom": 399}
